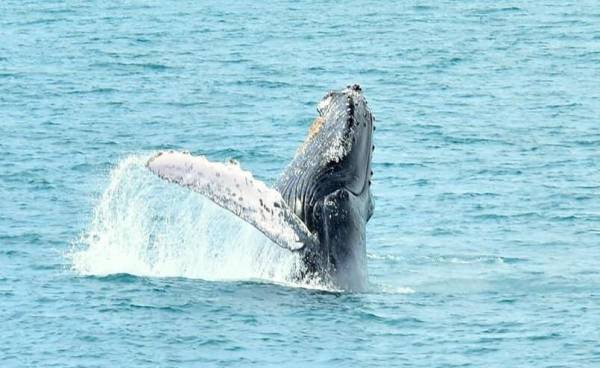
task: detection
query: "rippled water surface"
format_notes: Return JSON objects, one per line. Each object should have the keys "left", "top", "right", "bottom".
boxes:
{"left": 2, "top": 1, "right": 600, "bottom": 367}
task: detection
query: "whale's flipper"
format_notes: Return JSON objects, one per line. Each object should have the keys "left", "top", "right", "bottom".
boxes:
{"left": 146, "top": 151, "right": 319, "bottom": 251}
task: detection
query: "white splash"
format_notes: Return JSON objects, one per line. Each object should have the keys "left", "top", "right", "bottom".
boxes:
{"left": 69, "top": 154, "right": 321, "bottom": 286}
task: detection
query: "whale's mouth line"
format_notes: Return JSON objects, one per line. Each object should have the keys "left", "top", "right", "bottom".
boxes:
{"left": 337, "top": 91, "right": 373, "bottom": 198}
{"left": 343, "top": 139, "right": 372, "bottom": 197}
{"left": 350, "top": 116, "right": 373, "bottom": 197}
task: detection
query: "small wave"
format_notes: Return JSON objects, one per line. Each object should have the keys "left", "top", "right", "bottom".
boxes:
{"left": 378, "top": 161, "right": 427, "bottom": 168}
{"left": 371, "top": 282, "right": 416, "bottom": 295}
{"left": 429, "top": 255, "right": 524, "bottom": 265}
{"left": 413, "top": 5, "right": 437, "bottom": 11}
{"left": 85, "top": 273, "right": 144, "bottom": 283}
{"left": 368, "top": 252, "right": 525, "bottom": 266}
{"left": 0, "top": 232, "right": 42, "bottom": 243}
{"left": 473, "top": 7, "right": 522, "bottom": 16}
{"left": 0, "top": 249, "right": 28, "bottom": 257}
{"left": 89, "top": 62, "right": 173, "bottom": 71}
{"left": 357, "top": 310, "right": 422, "bottom": 325}
{"left": 527, "top": 332, "right": 562, "bottom": 341}
{"left": 66, "top": 88, "right": 118, "bottom": 95}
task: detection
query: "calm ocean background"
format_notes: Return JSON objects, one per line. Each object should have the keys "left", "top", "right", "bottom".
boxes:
{"left": 2, "top": 1, "right": 600, "bottom": 367}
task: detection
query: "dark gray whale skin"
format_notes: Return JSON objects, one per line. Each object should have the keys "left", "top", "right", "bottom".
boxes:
{"left": 275, "top": 85, "right": 375, "bottom": 291}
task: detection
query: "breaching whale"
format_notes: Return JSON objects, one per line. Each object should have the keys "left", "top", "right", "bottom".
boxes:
{"left": 147, "top": 84, "right": 375, "bottom": 291}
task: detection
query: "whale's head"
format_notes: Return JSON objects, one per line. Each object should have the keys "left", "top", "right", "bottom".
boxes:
{"left": 313, "top": 84, "right": 374, "bottom": 197}
{"left": 277, "top": 84, "right": 375, "bottom": 291}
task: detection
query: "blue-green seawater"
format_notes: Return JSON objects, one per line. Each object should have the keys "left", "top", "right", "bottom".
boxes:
{"left": 1, "top": 1, "right": 600, "bottom": 367}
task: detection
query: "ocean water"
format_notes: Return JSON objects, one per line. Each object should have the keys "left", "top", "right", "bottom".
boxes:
{"left": 1, "top": 1, "right": 600, "bottom": 366}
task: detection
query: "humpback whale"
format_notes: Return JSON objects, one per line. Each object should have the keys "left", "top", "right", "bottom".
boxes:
{"left": 147, "top": 84, "right": 375, "bottom": 291}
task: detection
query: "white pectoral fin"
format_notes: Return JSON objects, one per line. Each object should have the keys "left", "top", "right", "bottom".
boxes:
{"left": 146, "top": 151, "right": 318, "bottom": 251}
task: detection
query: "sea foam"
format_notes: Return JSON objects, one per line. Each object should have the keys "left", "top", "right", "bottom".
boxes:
{"left": 69, "top": 154, "right": 312, "bottom": 286}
